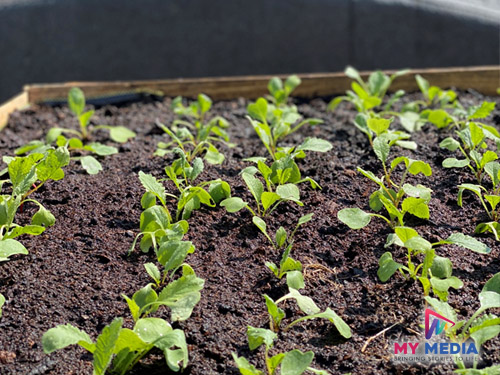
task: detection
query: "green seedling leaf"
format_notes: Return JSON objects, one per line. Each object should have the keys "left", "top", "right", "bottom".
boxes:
{"left": 378, "top": 252, "right": 403, "bottom": 282}
{"left": 276, "top": 184, "right": 301, "bottom": 204}
{"left": 156, "top": 273, "right": 204, "bottom": 321}
{"left": 373, "top": 136, "right": 390, "bottom": 163}
{"left": 402, "top": 197, "right": 429, "bottom": 219}
{"left": 281, "top": 350, "right": 314, "bottom": 375}
{"left": 440, "top": 137, "right": 460, "bottom": 151}
{"left": 479, "top": 291, "right": 500, "bottom": 310}
{"left": 457, "top": 184, "right": 486, "bottom": 207}
{"left": 297, "top": 138, "right": 333, "bottom": 153}
{"left": 157, "top": 240, "right": 195, "bottom": 272}
{"left": 93, "top": 318, "right": 123, "bottom": 375}
{"left": 42, "top": 324, "right": 95, "bottom": 354}
{"left": 252, "top": 216, "right": 273, "bottom": 245}
{"left": 261, "top": 192, "right": 281, "bottom": 211}
{"left": 475, "top": 222, "right": 500, "bottom": 241}
{"left": 430, "top": 256, "right": 453, "bottom": 279}
{"left": 0, "top": 239, "right": 28, "bottom": 261}
{"left": 485, "top": 195, "right": 500, "bottom": 211}
{"left": 68, "top": 87, "right": 85, "bottom": 116}
{"left": 205, "top": 145, "right": 225, "bottom": 164}
{"left": 232, "top": 352, "right": 264, "bottom": 375}
{"left": 275, "top": 227, "right": 287, "bottom": 248}
{"left": 443, "top": 158, "right": 470, "bottom": 168}
{"left": 444, "top": 233, "right": 491, "bottom": 254}
{"left": 483, "top": 272, "right": 500, "bottom": 294}
{"left": 139, "top": 171, "right": 166, "bottom": 206}
{"left": 208, "top": 181, "right": 231, "bottom": 203}
{"left": 367, "top": 117, "right": 391, "bottom": 136}
{"left": 289, "top": 308, "right": 351, "bottom": 339}
{"left": 86, "top": 143, "right": 118, "bottom": 156}
{"left": 404, "top": 235, "right": 432, "bottom": 251}
{"left": 220, "top": 197, "right": 248, "bottom": 213}
{"left": 285, "top": 75, "right": 301, "bottom": 95}
{"left": 402, "top": 184, "right": 431, "bottom": 202}
{"left": 144, "top": 263, "right": 161, "bottom": 285}
{"left": 288, "top": 288, "right": 320, "bottom": 315}
{"left": 0, "top": 294, "right": 4, "bottom": 318}
{"left": 80, "top": 156, "right": 103, "bottom": 175}
{"left": 468, "top": 101, "right": 496, "bottom": 120}
{"left": 247, "top": 98, "right": 268, "bottom": 123}
{"left": 337, "top": 208, "right": 372, "bottom": 229}
{"left": 107, "top": 126, "right": 136, "bottom": 143}
{"left": 394, "top": 226, "right": 419, "bottom": 243}
{"left": 427, "top": 109, "right": 452, "bottom": 128}
{"left": 242, "top": 173, "right": 264, "bottom": 204}
{"left": 399, "top": 111, "right": 422, "bottom": 133}
{"left": 133, "top": 318, "right": 172, "bottom": 344}
{"left": 36, "top": 147, "right": 70, "bottom": 182}
{"left": 485, "top": 162, "right": 500, "bottom": 188}
{"left": 297, "top": 213, "right": 314, "bottom": 226}
{"left": 286, "top": 271, "right": 305, "bottom": 290}
{"left": 264, "top": 295, "right": 285, "bottom": 329}
{"left": 247, "top": 326, "right": 276, "bottom": 350}
{"left": 8, "top": 154, "right": 41, "bottom": 196}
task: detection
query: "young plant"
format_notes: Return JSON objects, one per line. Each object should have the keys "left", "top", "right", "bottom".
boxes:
{"left": 255, "top": 213, "right": 313, "bottom": 250}
{"left": 378, "top": 227, "right": 490, "bottom": 301}
{"left": 263, "top": 286, "right": 351, "bottom": 338}
{"left": 328, "top": 66, "right": 409, "bottom": 113}
{"left": 246, "top": 96, "right": 327, "bottom": 160}
{"left": 42, "top": 265, "right": 203, "bottom": 374}
{"left": 0, "top": 149, "right": 69, "bottom": 260}
{"left": 131, "top": 150, "right": 230, "bottom": 253}
{"left": 425, "top": 272, "right": 500, "bottom": 372}
{"left": 266, "top": 75, "right": 302, "bottom": 110}
{"left": 440, "top": 121, "right": 500, "bottom": 184}
{"left": 220, "top": 167, "right": 304, "bottom": 219}
{"left": 338, "top": 156, "right": 432, "bottom": 229}
{"left": 457, "top": 165, "right": 500, "bottom": 240}
{"left": 414, "top": 74, "right": 458, "bottom": 109}
{"left": 155, "top": 94, "right": 232, "bottom": 164}
{"left": 15, "top": 88, "right": 136, "bottom": 174}
{"left": 232, "top": 327, "right": 329, "bottom": 375}
{"left": 351, "top": 114, "right": 416, "bottom": 150}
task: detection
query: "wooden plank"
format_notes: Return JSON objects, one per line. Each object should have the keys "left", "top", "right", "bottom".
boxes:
{"left": 23, "top": 66, "right": 499, "bottom": 104}
{"left": 0, "top": 66, "right": 498, "bottom": 132}
{"left": 0, "top": 91, "right": 29, "bottom": 130}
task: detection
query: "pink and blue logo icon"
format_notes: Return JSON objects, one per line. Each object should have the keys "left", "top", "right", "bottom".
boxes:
{"left": 424, "top": 308, "right": 455, "bottom": 339}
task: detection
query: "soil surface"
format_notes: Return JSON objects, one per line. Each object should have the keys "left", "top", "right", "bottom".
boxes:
{"left": 0, "top": 91, "right": 499, "bottom": 375}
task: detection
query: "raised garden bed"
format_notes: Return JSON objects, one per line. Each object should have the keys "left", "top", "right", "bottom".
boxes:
{"left": 0, "top": 66, "right": 499, "bottom": 375}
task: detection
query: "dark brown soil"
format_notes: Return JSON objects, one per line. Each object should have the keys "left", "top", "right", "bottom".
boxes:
{"left": 0, "top": 91, "right": 499, "bottom": 375}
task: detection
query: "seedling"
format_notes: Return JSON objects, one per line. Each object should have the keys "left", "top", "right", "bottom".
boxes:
{"left": 440, "top": 121, "right": 500, "bottom": 184}
{"left": 246, "top": 96, "right": 327, "bottom": 160}
{"left": 265, "top": 245, "right": 304, "bottom": 290}
{"left": 423, "top": 100, "right": 497, "bottom": 132}
{"left": 425, "top": 272, "right": 500, "bottom": 371}
{"left": 131, "top": 151, "right": 230, "bottom": 253}
{"left": 16, "top": 88, "right": 136, "bottom": 174}
{"left": 143, "top": 240, "right": 196, "bottom": 287}
{"left": 457, "top": 177, "right": 500, "bottom": 240}
{"left": 328, "top": 66, "right": 409, "bottom": 113}
{"left": 267, "top": 75, "right": 302, "bottom": 110}
{"left": 263, "top": 287, "right": 351, "bottom": 338}
{"left": 0, "top": 149, "right": 69, "bottom": 260}
{"left": 232, "top": 327, "right": 329, "bottom": 375}
{"left": 338, "top": 156, "right": 433, "bottom": 229}
{"left": 255, "top": 213, "right": 313, "bottom": 250}
{"left": 155, "top": 94, "right": 232, "bottom": 164}
{"left": 378, "top": 227, "right": 490, "bottom": 301}
{"left": 351, "top": 114, "right": 416, "bottom": 150}
{"left": 42, "top": 265, "right": 203, "bottom": 374}
{"left": 220, "top": 169, "right": 303, "bottom": 219}
{"left": 415, "top": 74, "right": 458, "bottom": 108}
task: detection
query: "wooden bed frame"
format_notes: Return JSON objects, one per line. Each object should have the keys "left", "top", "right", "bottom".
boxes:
{"left": 1, "top": 66, "right": 498, "bottom": 130}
